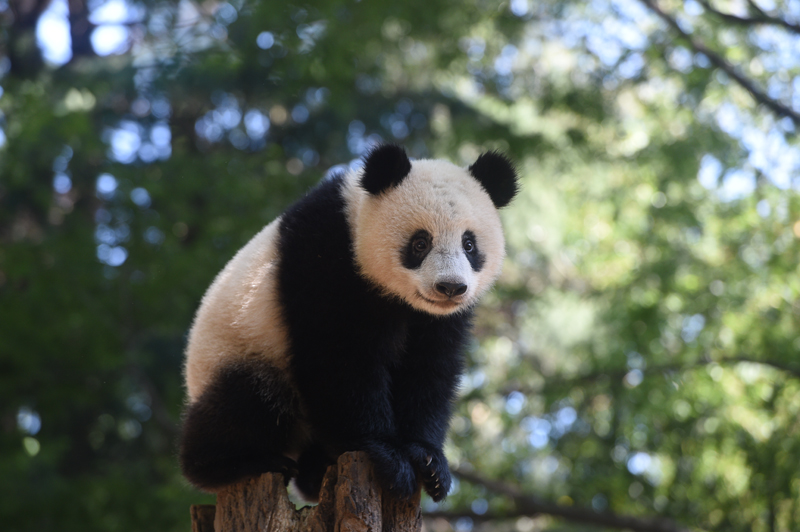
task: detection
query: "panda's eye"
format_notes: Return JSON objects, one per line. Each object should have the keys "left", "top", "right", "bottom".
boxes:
{"left": 402, "top": 230, "right": 433, "bottom": 269}
{"left": 413, "top": 238, "right": 429, "bottom": 253}
{"left": 463, "top": 230, "right": 484, "bottom": 271}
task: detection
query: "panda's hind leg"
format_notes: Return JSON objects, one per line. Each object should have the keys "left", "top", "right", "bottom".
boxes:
{"left": 179, "top": 359, "right": 300, "bottom": 491}
{"left": 293, "top": 443, "right": 336, "bottom": 502}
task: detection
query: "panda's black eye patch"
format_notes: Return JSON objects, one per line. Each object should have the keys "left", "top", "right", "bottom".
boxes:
{"left": 402, "top": 230, "right": 432, "bottom": 270}
{"left": 463, "top": 231, "right": 485, "bottom": 272}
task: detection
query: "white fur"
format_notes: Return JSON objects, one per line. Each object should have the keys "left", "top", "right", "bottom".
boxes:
{"left": 184, "top": 218, "right": 290, "bottom": 402}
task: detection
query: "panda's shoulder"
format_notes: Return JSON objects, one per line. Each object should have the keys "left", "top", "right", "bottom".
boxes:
{"left": 276, "top": 171, "right": 356, "bottom": 280}
{"left": 284, "top": 173, "right": 347, "bottom": 220}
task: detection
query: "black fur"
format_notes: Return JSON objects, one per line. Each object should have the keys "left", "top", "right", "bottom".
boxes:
{"left": 294, "top": 443, "right": 335, "bottom": 502}
{"left": 179, "top": 360, "right": 301, "bottom": 491}
{"left": 277, "top": 174, "right": 469, "bottom": 501}
{"left": 468, "top": 151, "right": 519, "bottom": 208}
{"left": 360, "top": 143, "right": 412, "bottom": 195}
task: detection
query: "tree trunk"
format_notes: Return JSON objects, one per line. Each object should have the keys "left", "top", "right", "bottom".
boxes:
{"left": 190, "top": 451, "right": 422, "bottom": 532}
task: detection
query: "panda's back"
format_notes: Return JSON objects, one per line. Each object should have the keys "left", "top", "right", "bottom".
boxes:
{"left": 184, "top": 217, "right": 290, "bottom": 402}
{"left": 185, "top": 173, "right": 404, "bottom": 402}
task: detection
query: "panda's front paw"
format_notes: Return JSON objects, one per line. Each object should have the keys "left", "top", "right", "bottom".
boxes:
{"left": 382, "top": 458, "right": 418, "bottom": 499}
{"left": 363, "top": 440, "right": 418, "bottom": 499}
{"left": 405, "top": 443, "right": 451, "bottom": 502}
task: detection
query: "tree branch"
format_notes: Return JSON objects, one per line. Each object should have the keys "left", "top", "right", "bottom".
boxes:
{"left": 500, "top": 354, "right": 800, "bottom": 397}
{"left": 638, "top": 0, "right": 800, "bottom": 125}
{"left": 745, "top": 0, "right": 800, "bottom": 34}
{"left": 446, "top": 467, "right": 697, "bottom": 532}
{"left": 696, "top": 0, "right": 800, "bottom": 34}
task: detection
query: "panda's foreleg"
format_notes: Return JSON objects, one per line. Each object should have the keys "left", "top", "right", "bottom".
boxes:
{"left": 391, "top": 317, "right": 468, "bottom": 502}
{"left": 292, "top": 356, "right": 419, "bottom": 499}
{"left": 179, "top": 359, "right": 300, "bottom": 491}
{"left": 392, "top": 369, "right": 457, "bottom": 502}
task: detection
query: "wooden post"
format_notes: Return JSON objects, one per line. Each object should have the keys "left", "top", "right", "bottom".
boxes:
{"left": 190, "top": 451, "right": 422, "bottom": 532}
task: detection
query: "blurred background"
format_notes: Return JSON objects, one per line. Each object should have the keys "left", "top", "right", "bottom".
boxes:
{"left": 2, "top": 0, "right": 800, "bottom": 530}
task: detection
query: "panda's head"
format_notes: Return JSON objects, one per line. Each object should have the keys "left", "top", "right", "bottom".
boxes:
{"left": 344, "top": 144, "right": 518, "bottom": 316}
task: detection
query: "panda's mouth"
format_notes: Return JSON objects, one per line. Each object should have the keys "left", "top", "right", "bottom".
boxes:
{"left": 416, "top": 291, "right": 462, "bottom": 309}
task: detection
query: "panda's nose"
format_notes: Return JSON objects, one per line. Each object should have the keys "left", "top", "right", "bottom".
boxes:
{"left": 435, "top": 281, "right": 468, "bottom": 298}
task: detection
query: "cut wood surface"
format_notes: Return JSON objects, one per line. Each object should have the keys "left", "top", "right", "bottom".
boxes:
{"left": 190, "top": 451, "right": 422, "bottom": 532}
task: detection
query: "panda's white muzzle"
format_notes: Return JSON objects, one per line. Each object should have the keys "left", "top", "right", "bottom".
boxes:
{"left": 416, "top": 250, "right": 473, "bottom": 308}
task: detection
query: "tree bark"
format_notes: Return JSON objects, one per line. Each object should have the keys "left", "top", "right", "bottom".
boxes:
{"left": 190, "top": 451, "right": 422, "bottom": 532}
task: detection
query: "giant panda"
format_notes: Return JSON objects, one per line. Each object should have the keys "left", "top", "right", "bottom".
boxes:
{"left": 179, "top": 144, "right": 518, "bottom": 503}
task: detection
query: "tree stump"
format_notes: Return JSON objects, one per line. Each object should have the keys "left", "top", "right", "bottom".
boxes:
{"left": 190, "top": 451, "right": 422, "bottom": 532}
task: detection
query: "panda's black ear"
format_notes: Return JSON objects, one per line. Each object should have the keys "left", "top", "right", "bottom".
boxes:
{"left": 469, "top": 151, "right": 519, "bottom": 208}
{"left": 360, "top": 144, "right": 412, "bottom": 195}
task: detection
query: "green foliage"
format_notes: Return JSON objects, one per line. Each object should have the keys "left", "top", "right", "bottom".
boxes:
{"left": 2, "top": 0, "right": 800, "bottom": 531}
